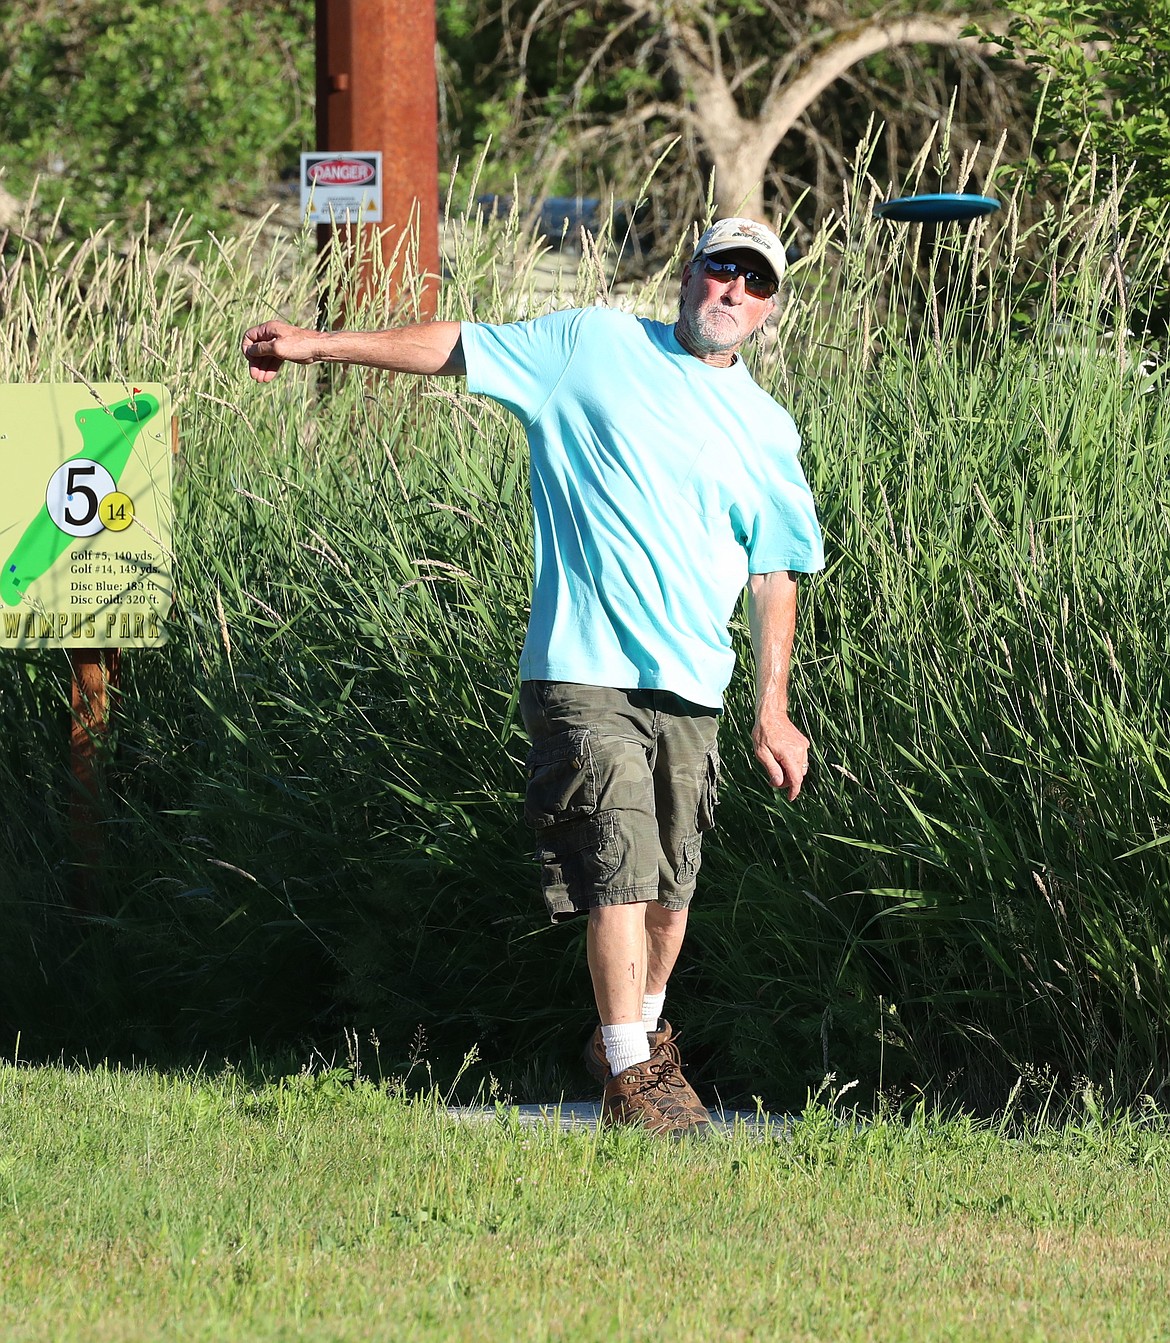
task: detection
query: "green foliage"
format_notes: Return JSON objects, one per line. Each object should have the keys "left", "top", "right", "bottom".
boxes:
{"left": 0, "top": 0, "right": 1036, "bottom": 244}
{"left": 0, "top": 0, "right": 314, "bottom": 235}
{"left": 991, "top": 0, "right": 1170, "bottom": 210}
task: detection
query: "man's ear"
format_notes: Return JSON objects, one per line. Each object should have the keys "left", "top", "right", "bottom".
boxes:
{"left": 756, "top": 292, "right": 778, "bottom": 332}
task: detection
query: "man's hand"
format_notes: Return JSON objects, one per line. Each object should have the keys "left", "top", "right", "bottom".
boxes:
{"left": 753, "top": 709, "right": 810, "bottom": 801}
{"left": 748, "top": 569, "right": 810, "bottom": 801}
{"left": 242, "top": 320, "right": 321, "bottom": 382}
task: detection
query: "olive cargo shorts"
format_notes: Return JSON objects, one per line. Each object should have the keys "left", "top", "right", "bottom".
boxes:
{"left": 519, "top": 680, "right": 720, "bottom": 922}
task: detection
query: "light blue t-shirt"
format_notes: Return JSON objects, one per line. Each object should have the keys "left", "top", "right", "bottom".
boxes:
{"left": 461, "top": 307, "right": 824, "bottom": 708}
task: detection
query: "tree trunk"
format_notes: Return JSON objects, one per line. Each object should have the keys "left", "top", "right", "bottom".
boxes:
{"left": 710, "top": 144, "right": 770, "bottom": 220}
{"left": 694, "top": 102, "right": 774, "bottom": 218}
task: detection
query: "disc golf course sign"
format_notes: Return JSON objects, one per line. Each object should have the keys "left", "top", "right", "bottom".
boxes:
{"left": 0, "top": 384, "right": 174, "bottom": 649}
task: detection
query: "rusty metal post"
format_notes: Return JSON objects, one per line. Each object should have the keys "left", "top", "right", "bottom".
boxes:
{"left": 69, "top": 648, "right": 120, "bottom": 912}
{"left": 316, "top": 0, "right": 440, "bottom": 317}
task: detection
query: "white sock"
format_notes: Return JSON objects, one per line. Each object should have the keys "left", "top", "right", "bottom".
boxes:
{"left": 601, "top": 1021, "right": 652, "bottom": 1076}
{"left": 642, "top": 990, "right": 666, "bottom": 1034}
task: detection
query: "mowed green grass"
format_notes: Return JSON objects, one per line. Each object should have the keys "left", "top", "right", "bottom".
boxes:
{"left": 3, "top": 1064, "right": 1170, "bottom": 1341}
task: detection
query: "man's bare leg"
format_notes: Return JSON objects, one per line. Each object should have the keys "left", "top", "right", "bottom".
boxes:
{"left": 587, "top": 902, "right": 648, "bottom": 1024}
{"left": 645, "top": 903, "right": 688, "bottom": 996}
{"left": 587, "top": 902, "right": 688, "bottom": 1017}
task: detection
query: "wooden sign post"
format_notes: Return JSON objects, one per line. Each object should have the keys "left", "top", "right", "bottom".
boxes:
{"left": 69, "top": 648, "right": 120, "bottom": 912}
{"left": 0, "top": 385, "right": 175, "bottom": 910}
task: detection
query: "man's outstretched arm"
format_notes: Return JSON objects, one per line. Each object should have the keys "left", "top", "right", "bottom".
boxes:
{"left": 242, "top": 319, "right": 466, "bottom": 382}
{"left": 747, "top": 569, "right": 810, "bottom": 801}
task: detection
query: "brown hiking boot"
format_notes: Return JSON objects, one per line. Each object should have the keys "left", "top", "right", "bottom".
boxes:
{"left": 585, "top": 1021, "right": 707, "bottom": 1122}
{"left": 601, "top": 1055, "right": 713, "bottom": 1136}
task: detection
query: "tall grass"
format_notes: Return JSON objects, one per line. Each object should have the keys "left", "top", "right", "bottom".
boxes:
{"left": 0, "top": 166, "right": 1167, "bottom": 1107}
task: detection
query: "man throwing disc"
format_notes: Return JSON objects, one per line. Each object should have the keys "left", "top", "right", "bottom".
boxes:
{"left": 243, "top": 217, "right": 824, "bottom": 1136}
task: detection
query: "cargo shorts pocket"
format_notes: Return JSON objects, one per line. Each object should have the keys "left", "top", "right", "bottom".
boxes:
{"left": 676, "top": 832, "right": 703, "bottom": 887}
{"left": 673, "top": 744, "right": 720, "bottom": 889}
{"left": 697, "top": 744, "right": 720, "bottom": 832}
{"left": 536, "top": 812, "right": 621, "bottom": 899}
{"left": 524, "top": 729, "right": 596, "bottom": 828}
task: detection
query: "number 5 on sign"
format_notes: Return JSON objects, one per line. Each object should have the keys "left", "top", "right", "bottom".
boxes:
{"left": 46, "top": 459, "right": 118, "bottom": 536}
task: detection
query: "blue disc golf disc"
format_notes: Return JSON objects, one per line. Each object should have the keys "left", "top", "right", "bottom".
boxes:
{"left": 874, "top": 193, "right": 1001, "bottom": 223}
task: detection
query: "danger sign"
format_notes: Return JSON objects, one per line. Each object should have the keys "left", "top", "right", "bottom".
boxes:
{"left": 301, "top": 152, "right": 382, "bottom": 224}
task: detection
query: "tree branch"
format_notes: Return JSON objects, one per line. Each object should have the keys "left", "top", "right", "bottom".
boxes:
{"left": 759, "top": 14, "right": 1004, "bottom": 144}
{"left": 573, "top": 101, "right": 693, "bottom": 140}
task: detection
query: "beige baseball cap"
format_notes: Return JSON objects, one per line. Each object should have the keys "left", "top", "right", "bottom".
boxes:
{"left": 691, "top": 217, "right": 787, "bottom": 284}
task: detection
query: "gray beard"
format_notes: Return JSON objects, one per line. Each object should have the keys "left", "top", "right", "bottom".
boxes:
{"left": 675, "top": 306, "right": 745, "bottom": 356}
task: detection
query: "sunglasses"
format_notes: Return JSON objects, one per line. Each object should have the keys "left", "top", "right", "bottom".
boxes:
{"left": 701, "top": 255, "right": 778, "bottom": 299}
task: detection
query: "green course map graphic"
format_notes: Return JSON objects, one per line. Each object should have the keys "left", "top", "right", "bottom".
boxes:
{"left": 0, "top": 385, "right": 173, "bottom": 649}
{"left": 1, "top": 393, "right": 159, "bottom": 606}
